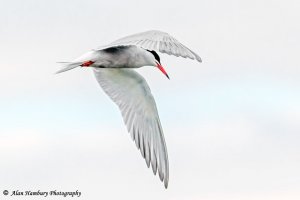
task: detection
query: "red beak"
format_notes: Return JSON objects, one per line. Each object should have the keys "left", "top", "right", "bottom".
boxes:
{"left": 156, "top": 63, "right": 170, "bottom": 79}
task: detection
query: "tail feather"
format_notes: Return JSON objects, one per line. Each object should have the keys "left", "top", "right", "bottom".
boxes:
{"left": 55, "top": 62, "right": 82, "bottom": 74}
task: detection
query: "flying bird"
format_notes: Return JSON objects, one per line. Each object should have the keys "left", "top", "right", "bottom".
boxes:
{"left": 56, "top": 30, "right": 202, "bottom": 188}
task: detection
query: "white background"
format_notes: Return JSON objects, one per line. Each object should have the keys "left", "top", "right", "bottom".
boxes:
{"left": 0, "top": 0, "right": 299, "bottom": 199}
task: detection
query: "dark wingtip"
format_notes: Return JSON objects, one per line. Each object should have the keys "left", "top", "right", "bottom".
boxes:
{"left": 164, "top": 180, "right": 168, "bottom": 189}
{"left": 197, "top": 56, "right": 202, "bottom": 63}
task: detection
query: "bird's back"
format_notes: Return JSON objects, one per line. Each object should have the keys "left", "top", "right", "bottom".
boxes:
{"left": 95, "top": 45, "right": 153, "bottom": 68}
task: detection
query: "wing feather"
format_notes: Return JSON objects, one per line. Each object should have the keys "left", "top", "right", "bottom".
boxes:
{"left": 97, "top": 30, "right": 202, "bottom": 62}
{"left": 94, "top": 68, "right": 169, "bottom": 188}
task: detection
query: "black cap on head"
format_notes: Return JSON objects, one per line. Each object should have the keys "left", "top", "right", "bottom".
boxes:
{"left": 146, "top": 50, "right": 161, "bottom": 64}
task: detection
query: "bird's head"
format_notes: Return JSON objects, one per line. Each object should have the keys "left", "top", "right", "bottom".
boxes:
{"left": 146, "top": 50, "right": 169, "bottom": 79}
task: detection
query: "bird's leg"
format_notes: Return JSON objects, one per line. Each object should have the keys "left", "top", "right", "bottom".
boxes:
{"left": 80, "top": 60, "right": 95, "bottom": 67}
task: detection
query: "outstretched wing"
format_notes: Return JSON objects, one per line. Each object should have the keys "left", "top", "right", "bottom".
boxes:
{"left": 97, "top": 30, "right": 202, "bottom": 62}
{"left": 94, "top": 68, "right": 169, "bottom": 188}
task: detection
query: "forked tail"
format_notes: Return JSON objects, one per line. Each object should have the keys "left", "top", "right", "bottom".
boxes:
{"left": 55, "top": 62, "right": 82, "bottom": 74}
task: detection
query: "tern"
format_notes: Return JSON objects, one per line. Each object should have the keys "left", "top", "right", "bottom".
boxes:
{"left": 56, "top": 30, "right": 202, "bottom": 188}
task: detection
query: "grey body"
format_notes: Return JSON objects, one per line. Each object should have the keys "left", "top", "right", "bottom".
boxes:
{"left": 55, "top": 45, "right": 156, "bottom": 74}
{"left": 95, "top": 46, "right": 154, "bottom": 68}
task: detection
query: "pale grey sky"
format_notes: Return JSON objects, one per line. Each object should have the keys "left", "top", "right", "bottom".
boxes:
{"left": 0, "top": 0, "right": 300, "bottom": 199}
